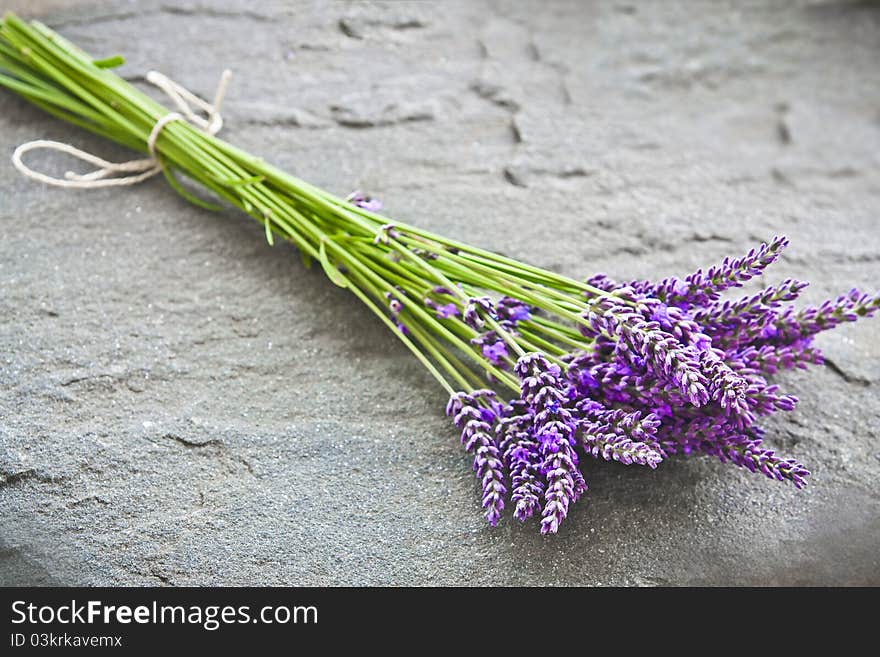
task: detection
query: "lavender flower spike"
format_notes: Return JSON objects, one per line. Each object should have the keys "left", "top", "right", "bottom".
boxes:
{"left": 447, "top": 391, "right": 507, "bottom": 526}
{"left": 718, "top": 439, "right": 810, "bottom": 489}
{"left": 575, "top": 399, "right": 665, "bottom": 468}
{"left": 497, "top": 403, "right": 544, "bottom": 521}
{"left": 764, "top": 288, "right": 880, "bottom": 345}
{"left": 584, "top": 297, "right": 711, "bottom": 407}
{"left": 699, "top": 349, "right": 749, "bottom": 416}
{"left": 730, "top": 343, "right": 824, "bottom": 377}
{"left": 629, "top": 236, "right": 791, "bottom": 310}
{"left": 697, "top": 279, "right": 809, "bottom": 350}
{"left": 516, "top": 354, "right": 585, "bottom": 534}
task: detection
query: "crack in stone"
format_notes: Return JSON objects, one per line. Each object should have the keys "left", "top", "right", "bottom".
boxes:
{"left": 503, "top": 166, "right": 528, "bottom": 188}
{"left": 503, "top": 163, "right": 594, "bottom": 188}
{"left": 160, "top": 434, "right": 256, "bottom": 477}
{"left": 509, "top": 116, "right": 524, "bottom": 144}
{"left": 339, "top": 16, "right": 428, "bottom": 39}
{"left": 0, "top": 468, "right": 59, "bottom": 488}
{"left": 150, "top": 568, "right": 172, "bottom": 586}
{"left": 159, "top": 5, "right": 273, "bottom": 23}
{"left": 49, "top": 11, "right": 146, "bottom": 28}
{"left": 67, "top": 495, "right": 110, "bottom": 508}
{"left": 236, "top": 115, "right": 329, "bottom": 129}
{"left": 823, "top": 357, "right": 871, "bottom": 387}
{"left": 687, "top": 232, "right": 734, "bottom": 244}
{"left": 236, "top": 455, "right": 255, "bottom": 475}
{"left": 59, "top": 374, "right": 112, "bottom": 387}
{"left": 469, "top": 80, "right": 520, "bottom": 111}
{"left": 162, "top": 433, "right": 223, "bottom": 449}
{"left": 50, "top": 4, "right": 278, "bottom": 29}
{"left": 330, "top": 103, "right": 435, "bottom": 128}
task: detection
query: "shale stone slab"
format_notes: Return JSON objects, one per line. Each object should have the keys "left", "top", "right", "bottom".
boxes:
{"left": 1, "top": 0, "right": 878, "bottom": 585}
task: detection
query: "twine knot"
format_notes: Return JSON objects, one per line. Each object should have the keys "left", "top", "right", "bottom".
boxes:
{"left": 11, "top": 69, "right": 232, "bottom": 189}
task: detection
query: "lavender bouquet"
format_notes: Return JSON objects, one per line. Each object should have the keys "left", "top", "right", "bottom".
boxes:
{"left": 1, "top": 14, "right": 877, "bottom": 534}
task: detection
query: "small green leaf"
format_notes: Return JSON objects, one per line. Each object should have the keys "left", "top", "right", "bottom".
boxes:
{"left": 299, "top": 249, "right": 313, "bottom": 270}
{"left": 214, "top": 173, "right": 265, "bottom": 186}
{"left": 264, "top": 214, "right": 274, "bottom": 246}
{"left": 319, "top": 240, "right": 348, "bottom": 289}
{"left": 92, "top": 55, "right": 124, "bottom": 69}
{"left": 160, "top": 162, "right": 221, "bottom": 212}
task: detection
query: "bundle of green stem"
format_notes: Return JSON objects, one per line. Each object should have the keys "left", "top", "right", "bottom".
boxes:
{"left": 3, "top": 13, "right": 876, "bottom": 534}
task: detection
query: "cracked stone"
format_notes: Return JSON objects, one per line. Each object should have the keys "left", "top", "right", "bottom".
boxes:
{"left": 330, "top": 98, "right": 436, "bottom": 128}
{"left": 0, "top": 0, "right": 878, "bottom": 587}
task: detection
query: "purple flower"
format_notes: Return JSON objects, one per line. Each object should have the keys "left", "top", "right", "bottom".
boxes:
{"left": 463, "top": 296, "right": 496, "bottom": 329}
{"left": 449, "top": 238, "right": 872, "bottom": 528}
{"left": 641, "top": 299, "right": 712, "bottom": 351}
{"left": 672, "top": 235, "right": 791, "bottom": 309}
{"left": 446, "top": 391, "right": 508, "bottom": 526}
{"left": 511, "top": 306, "right": 530, "bottom": 322}
{"left": 515, "top": 354, "right": 586, "bottom": 534}
{"left": 573, "top": 349, "right": 692, "bottom": 411}
{"left": 347, "top": 190, "right": 383, "bottom": 212}
{"left": 575, "top": 399, "right": 665, "bottom": 468}
{"left": 649, "top": 303, "right": 672, "bottom": 330}
{"left": 496, "top": 296, "right": 531, "bottom": 323}
{"left": 761, "top": 288, "right": 880, "bottom": 346}
{"left": 435, "top": 302, "right": 459, "bottom": 319}
{"left": 372, "top": 222, "right": 399, "bottom": 245}
{"left": 385, "top": 288, "right": 406, "bottom": 315}
{"left": 575, "top": 369, "right": 599, "bottom": 392}
{"left": 730, "top": 343, "right": 823, "bottom": 377}
{"left": 582, "top": 296, "right": 710, "bottom": 407}
{"left": 585, "top": 274, "right": 621, "bottom": 293}
{"left": 718, "top": 439, "right": 810, "bottom": 489}
{"left": 482, "top": 340, "right": 509, "bottom": 365}
{"left": 657, "top": 415, "right": 725, "bottom": 457}
{"left": 694, "top": 279, "right": 809, "bottom": 350}
{"left": 471, "top": 330, "right": 514, "bottom": 374}
{"left": 760, "top": 323, "right": 779, "bottom": 340}
{"left": 566, "top": 352, "right": 601, "bottom": 394}
{"left": 497, "top": 403, "right": 544, "bottom": 521}
{"left": 698, "top": 349, "right": 749, "bottom": 417}
{"left": 619, "top": 236, "right": 791, "bottom": 310}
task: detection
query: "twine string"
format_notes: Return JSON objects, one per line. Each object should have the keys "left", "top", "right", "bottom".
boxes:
{"left": 11, "top": 69, "right": 232, "bottom": 189}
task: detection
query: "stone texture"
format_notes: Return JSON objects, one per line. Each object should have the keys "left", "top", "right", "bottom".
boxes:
{"left": 0, "top": 0, "right": 878, "bottom": 586}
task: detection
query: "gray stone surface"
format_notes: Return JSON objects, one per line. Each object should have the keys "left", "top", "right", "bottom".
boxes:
{"left": 1, "top": 0, "right": 878, "bottom": 586}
